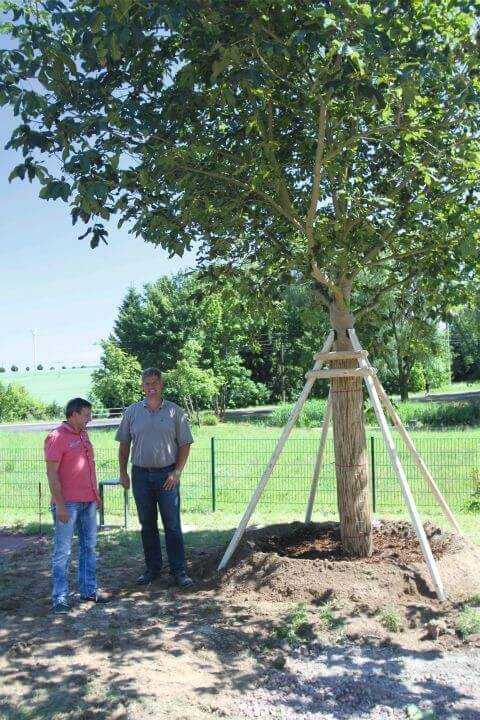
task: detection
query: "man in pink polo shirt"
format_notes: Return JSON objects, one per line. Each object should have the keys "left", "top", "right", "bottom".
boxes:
{"left": 44, "top": 397, "right": 108, "bottom": 613}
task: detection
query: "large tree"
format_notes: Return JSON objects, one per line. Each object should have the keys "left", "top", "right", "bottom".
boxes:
{"left": 2, "top": 0, "right": 480, "bottom": 555}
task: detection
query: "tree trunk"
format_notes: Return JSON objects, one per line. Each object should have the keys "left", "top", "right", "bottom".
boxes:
{"left": 329, "top": 301, "right": 372, "bottom": 557}
{"left": 397, "top": 356, "right": 409, "bottom": 401}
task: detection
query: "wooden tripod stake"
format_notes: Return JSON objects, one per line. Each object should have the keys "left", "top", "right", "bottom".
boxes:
{"left": 218, "top": 330, "right": 462, "bottom": 602}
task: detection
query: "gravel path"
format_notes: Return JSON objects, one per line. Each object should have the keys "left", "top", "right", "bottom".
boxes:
{"left": 229, "top": 643, "right": 480, "bottom": 719}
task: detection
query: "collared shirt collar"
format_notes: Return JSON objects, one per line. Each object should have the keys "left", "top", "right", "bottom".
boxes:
{"left": 61, "top": 421, "right": 82, "bottom": 435}
{"left": 142, "top": 397, "right": 164, "bottom": 410}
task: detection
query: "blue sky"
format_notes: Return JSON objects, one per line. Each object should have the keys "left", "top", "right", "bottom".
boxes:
{"left": 0, "top": 107, "right": 195, "bottom": 369}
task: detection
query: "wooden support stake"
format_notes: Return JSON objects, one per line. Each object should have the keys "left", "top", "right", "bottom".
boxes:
{"left": 306, "top": 368, "right": 370, "bottom": 380}
{"left": 348, "top": 329, "right": 446, "bottom": 602}
{"left": 305, "top": 393, "right": 332, "bottom": 523}
{"left": 371, "top": 372, "right": 462, "bottom": 536}
{"left": 218, "top": 331, "right": 335, "bottom": 571}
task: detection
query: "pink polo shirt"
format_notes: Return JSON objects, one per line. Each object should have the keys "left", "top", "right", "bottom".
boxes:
{"left": 44, "top": 422, "right": 99, "bottom": 503}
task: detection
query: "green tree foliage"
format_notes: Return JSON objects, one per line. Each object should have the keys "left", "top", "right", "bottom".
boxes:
{"left": 450, "top": 303, "right": 480, "bottom": 381}
{"left": 113, "top": 272, "right": 324, "bottom": 405}
{"left": 358, "top": 279, "right": 452, "bottom": 399}
{"left": 91, "top": 340, "right": 142, "bottom": 408}
{"left": 113, "top": 275, "right": 200, "bottom": 370}
{"left": 0, "top": 381, "right": 45, "bottom": 422}
{"left": 2, "top": 1, "right": 479, "bottom": 317}
{"left": 241, "top": 283, "right": 330, "bottom": 401}
{"left": 163, "top": 340, "right": 221, "bottom": 419}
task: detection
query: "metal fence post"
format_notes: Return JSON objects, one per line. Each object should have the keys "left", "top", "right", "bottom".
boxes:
{"left": 99, "top": 483, "right": 105, "bottom": 527}
{"left": 370, "top": 435, "right": 376, "bottom": 513}
{"left": 38, "top": 482, "right": 42, "bottom": 534}
{"left": 211, "top": 436, "right": 216, "bottom": 512}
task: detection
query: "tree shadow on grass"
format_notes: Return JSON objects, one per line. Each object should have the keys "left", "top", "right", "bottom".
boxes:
{"left": 0, "top": 526, "right": 479, "bottom": 719}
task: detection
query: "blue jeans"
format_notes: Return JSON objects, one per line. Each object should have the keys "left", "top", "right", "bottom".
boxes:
{"left": 51, "top": 501, "right": 97, "bottom": 603}
{"left": 132, "top": 465, "right": 186, "bottom": 576}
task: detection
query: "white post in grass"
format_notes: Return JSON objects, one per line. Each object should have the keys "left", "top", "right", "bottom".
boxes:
{"left": 349, "top": 329, "right": 446, "bottom": 601}
{"left": 218, "top": 331, "right": 335, "bottom": 571}
{"left": 305, "top": 392, "right": 332, "bottom": 523}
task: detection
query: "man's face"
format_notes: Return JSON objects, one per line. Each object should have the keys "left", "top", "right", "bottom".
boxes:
{"left": 72, "top": 406, "right": 92, "bottom": 430}
{"left": 142, "top": 374, "right": 163, "bottom": 399}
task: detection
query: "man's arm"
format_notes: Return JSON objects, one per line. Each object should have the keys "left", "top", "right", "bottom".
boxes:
{"left": 164, "top": 443, "right": 191, "bottom": 490}
{"left": 119, "top": 441, "right": 131, "bottom": 489}
{"left": 46, "top": 461, "right": 69, "bottom": 523}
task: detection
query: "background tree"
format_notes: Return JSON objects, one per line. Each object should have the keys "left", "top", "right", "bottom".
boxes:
{"left": 358, "top": 279, "right": 452, "bottom": 400}
{"left": 450, "top": 300, "right": 480, "bottom": 381}
{"left": 91, "top": 340, "right": 141, "bottom": 409}
{"left": 0, "top": 381, "right": 45, "bottom": 422}
{"left": 242, "top": 282, "right": 331, "bottom": 401}
{"left": 3, "top": 0, "right": 480, "bottom": 556}
{"left": 113, "top": 275, "right": 200, "bottom": 370}
{"left": 163, "top": 340, "right": 221, "bottom": 421}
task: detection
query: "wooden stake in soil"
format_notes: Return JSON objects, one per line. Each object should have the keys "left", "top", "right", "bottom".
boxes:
{"left": 305, "top": 392, "right": 332, "bottom": 523}
{"left": 218, "top": 331, "right": 335, "bottom": 571}
{"left": 348, "top": 329, "right": 447, "bottom": 602}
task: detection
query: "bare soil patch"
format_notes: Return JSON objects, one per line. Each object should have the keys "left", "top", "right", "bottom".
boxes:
{"left": 0, "top": 520, "right": 480, "bottom": 720}
{"left": 0, "top": 531, "right": 40, "bottom": 554}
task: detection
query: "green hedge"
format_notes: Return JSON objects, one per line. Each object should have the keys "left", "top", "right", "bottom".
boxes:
{"left": 266, "top": 398, "right": 480, "bottom": 428}
{"left": 392, "top": 401, "right": 480, "bottom": 428}
{"left": 266, "top": 399, "right": 328, "bottom": 427}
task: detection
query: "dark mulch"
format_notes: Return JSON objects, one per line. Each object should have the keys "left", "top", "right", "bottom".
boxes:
{"left": 253, "top": 520, "right": 457, "bottom": 565}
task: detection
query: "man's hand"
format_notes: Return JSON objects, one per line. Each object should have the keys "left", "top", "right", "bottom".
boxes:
{"left": 56, "top": 503, "right": 70, "bottom": 524}
{"left": 120, "top": 472, "right": 130, "bottom": 490}
{"left": 163, "top": 471, "right": 180, "bottom": 491}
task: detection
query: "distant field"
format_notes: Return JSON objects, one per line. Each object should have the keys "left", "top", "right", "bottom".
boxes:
{"left": 0, "top": 367, "right": 97, "bottom": 405}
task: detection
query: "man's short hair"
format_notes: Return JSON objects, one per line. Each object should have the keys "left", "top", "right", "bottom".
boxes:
{"left": 65, "top": 397, "right": 92, "bottom": 418}
{"left": 141, "top": 367, "right": 162, "bottom": 382}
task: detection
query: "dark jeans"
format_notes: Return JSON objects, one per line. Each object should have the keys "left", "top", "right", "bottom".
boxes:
{"left": 131, "top": 464, "right": 186, "bottom": 576}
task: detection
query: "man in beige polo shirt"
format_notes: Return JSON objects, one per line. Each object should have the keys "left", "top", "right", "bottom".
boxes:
{"left": 116, "top": 368, "right": 194, "bottom": 588}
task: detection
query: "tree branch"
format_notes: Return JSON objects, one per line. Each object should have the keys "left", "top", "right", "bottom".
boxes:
{"left": 311, "top": 260, "right": 343, "bottom": 303}
{"left": 354, "top": 270, "right": 418, "bottom": 318}
{"left": 174, "top": 162, "right": 304, "bottom": 233}
{"left": 258, "top": 102, "right": 299, "bottom": 223}
{"left": 305, "top": 96, "right": 327, "bottom": 240}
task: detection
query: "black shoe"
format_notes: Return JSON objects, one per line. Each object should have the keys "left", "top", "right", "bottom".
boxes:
{"left": 174, "top": 572, "right": 194, "bottom": 589}
{"left": 53, "top": 600, "right": 71, "bottom": 614}
{"left": 136, "top": 570, "right": 160, "bottom": 586}
{"left": 80, "top": 591, "right": 110, "bottom": 604}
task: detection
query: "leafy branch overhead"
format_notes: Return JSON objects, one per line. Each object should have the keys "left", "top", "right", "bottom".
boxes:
{"left": 2, "top": 0, "right": 480, "bottom": 313}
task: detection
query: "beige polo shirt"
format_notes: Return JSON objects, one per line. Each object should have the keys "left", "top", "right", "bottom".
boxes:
{"left": 115, "top": 398, "right": 194, "bottom": 468}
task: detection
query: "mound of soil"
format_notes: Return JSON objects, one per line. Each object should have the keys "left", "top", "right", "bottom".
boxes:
{"left": 192, "top": 520, "right": 480, "bottom": 607}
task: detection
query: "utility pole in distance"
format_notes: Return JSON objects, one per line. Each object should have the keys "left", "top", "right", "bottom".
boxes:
{"left": 31, "top": 329, "right": 37, "bottom": 371}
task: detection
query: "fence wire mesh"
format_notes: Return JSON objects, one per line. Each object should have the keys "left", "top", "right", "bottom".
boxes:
{"left": 0, "top": 433, "right": 479, "bottom": 527}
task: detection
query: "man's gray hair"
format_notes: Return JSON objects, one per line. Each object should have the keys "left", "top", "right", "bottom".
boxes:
{"left": 141, "top": 367, "right": 162, "bottom": 382}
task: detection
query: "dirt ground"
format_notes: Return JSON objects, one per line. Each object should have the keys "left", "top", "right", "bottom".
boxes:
{"left": 1, "top": 520, "right": 480, "bottom": 720}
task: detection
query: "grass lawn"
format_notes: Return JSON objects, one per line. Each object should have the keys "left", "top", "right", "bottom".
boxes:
{"left": 1, "top": 422, "right": 480, "bottom": 527}
{"left": 0, "top": 367, "right": 96, "bottom": 405}
{"left": 406, "top": 379, "right": 480, "bottom": 399}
